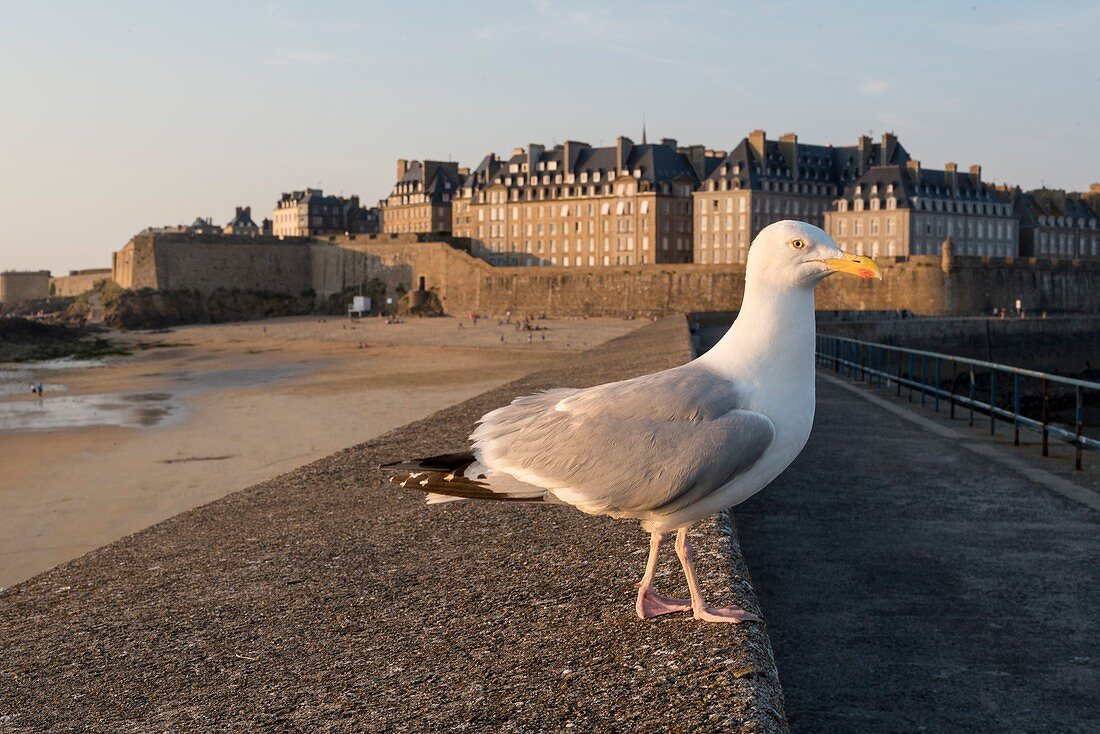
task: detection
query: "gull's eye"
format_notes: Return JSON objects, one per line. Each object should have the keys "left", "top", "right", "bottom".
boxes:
{"left": 790, "top": 238, "right": 807, "bottom": 250}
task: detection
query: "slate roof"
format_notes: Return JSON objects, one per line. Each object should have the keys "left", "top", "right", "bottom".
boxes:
{"left": 704, "top": 135, "right": 910, "bottom": 189}
{"left": 487, "top": 140, "right": 700, "bottom": 188}
{"left": 838, "top": 164, "right": 1002, "bottom": 208}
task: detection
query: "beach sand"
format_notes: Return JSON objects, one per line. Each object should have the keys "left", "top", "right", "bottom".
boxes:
{"left": 0, "top": 315, "right": 647, "bottom": 587}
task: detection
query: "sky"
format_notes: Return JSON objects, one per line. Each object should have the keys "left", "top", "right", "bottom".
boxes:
{"left": 1, "top": 0, "right": 1098, "bottom": 273}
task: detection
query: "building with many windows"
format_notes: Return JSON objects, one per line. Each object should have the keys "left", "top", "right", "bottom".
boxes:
{"left": 273, "top": 189, "right": 359, "bottom": 237}
{"left": 454, "top": 136, "right": 715, "bottom": 266}
{"left": 826, "top": 160, "right": 1017, "bottom": 258}
{"left": 380, "top": 160, "right": 460, "bottom": 234}
{"left": 693, "top": 131, "right": 909, "bottom": 264}
{"left": 994, "top": 187, "right": 1100, "bottom": 259}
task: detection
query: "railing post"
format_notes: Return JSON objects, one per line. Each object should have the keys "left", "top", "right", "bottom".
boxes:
{"left": 920, "top": 354, "right": 927, "bottom": 407}
{"left": 1076, "top": 385, "right": 1083, "bottom": 471}
{"left": 1041, "top": 376, "right": 1050, "bottom": 457}
{"left": 950, "top": 360, "right": 958, "bottom": 420}
{"left": 969, "top": 368, "right": 976, "bottom": 427}
{"left": 935, "top": 357, "right": 941, "bottom": 413}
{"left": 834, "top": 340, "right": 840, "bottom": 373}
{"left": 1013, "top": 373, "right": 1021, "bottom": 446}
{"left": 990, "top": 369, "right": 997, "bottom": 436}
{"left": 907, "top": 353, "right": 914, "bottom": 402}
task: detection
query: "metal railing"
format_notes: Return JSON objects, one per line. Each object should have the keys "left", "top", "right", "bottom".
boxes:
{"left": 816, "top": 334, "right": 1100, "bottom": 470}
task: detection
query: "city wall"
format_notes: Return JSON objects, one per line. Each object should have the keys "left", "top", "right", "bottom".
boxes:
{"left": 110, "top": 234, "right": 1100, "bottom": 318}
{"left": 0, "top": 271, "right": 51, "bottom": 305}
{"left": 50, "top": 269, "right": 112, "bottom": 297}
{"left": 819, "top": 315, "right": 1100, "bottom": 375}
{"left": 349, "top": 240, "right": 1100, "bottom": 318}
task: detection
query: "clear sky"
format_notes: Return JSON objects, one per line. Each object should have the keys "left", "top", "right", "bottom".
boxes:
{"left": 1, "top": 0, "right": 1097, "bottom": 273}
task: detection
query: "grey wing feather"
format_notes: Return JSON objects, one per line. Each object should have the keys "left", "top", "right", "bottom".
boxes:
{"left": 470, "top": 365, "right": 775, "bottom": 517}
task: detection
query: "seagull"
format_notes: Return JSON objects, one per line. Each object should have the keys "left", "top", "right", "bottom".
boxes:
{"left": 384, "top": 220, "right": 880, "bottom": 623}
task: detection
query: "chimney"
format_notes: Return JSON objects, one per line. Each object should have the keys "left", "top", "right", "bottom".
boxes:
{"left": 616, "top": 135, "right": 634, "bottom": 171}
{"left": 749, "top": 129, "right": 766, "bottom": 161}
{"left": 945, "top": 162, "right": 958, "bottom": 193}
{"left": 660, "top": 137, "right": 678, "bottom": 149}
{"left": 235, "top": 206, "right": 243, "bottom": 218}
{"left": 562, "top": 141, "right": 589, "bottom": 175}
{"left": 858, "top": 135, "right": 873, "bottom": 172}
{"left": 457, "top": 166, "right": 470, "bottom": 177}
{"left": 906, "top": 159, "right": 922, "bottom": 182}
{"left": 969, "top": 164, "right": 982, "bottom": 186}
{"left": 880, "top": 132, "right": 898, "bottom": 164}
{"left": 679, "top": 144, "right": 706, "bottom": 181}
{"left": 396, "top": 159, "right": 409, "bottom": 180}
{"left": 779, "top": 133, "right": 799, "bottom": 180}
{"left": 527, "top": 143, "right": 544, "bottom": 175}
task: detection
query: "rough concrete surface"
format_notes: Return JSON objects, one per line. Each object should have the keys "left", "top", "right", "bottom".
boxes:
{"left": 0, "top": 317, "right": 787, "bottom": 733}
{"left": 735, "top": 371, "right": 1100, "bottom": 733}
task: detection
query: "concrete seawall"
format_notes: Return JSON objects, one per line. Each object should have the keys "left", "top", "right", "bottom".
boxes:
{"left": 819, "top": 315, "right": 1100, "bottom": 374}
{"left": 0, "top": 317, "right": 789, "bottom": 732}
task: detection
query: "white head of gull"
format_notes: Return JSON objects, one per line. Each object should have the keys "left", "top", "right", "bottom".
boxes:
{"left": 385, "top": 220, "right": 881, "bottom": 623}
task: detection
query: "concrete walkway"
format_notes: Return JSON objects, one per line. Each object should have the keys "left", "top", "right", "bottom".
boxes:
{"left": 734, "top": 371, "right": 1100, "bottom": 733}
{"left": 0, "top": 318, "right": 786, "bottom": 733}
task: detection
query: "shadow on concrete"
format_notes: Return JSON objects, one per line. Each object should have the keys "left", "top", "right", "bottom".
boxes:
{"left": 735, "top": 372, "right": 1100, "bottom": 733}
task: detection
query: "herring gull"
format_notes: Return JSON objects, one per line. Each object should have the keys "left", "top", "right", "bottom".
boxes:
{"left": 384, "top": 220, "right": 881, "bottom": 623}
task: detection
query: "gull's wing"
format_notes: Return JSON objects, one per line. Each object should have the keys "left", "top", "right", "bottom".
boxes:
{"left": 470, "top": 365, "right": 775, "bottom": 518}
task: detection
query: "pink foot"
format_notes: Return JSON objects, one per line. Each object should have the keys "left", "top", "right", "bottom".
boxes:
{"left": 636, "top": 588, "right": 692, "bottom": 619}
{"left": 692, "top": 604, "right": 761, "bottom": 624}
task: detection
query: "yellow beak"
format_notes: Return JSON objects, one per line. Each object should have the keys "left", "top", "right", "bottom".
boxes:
{"left": 819, "top": 251, "right": 882, "bottom": 280}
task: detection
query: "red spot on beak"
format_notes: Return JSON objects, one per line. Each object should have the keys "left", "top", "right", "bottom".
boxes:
{"left": 857, "top": 268, "right": 875, "bottom": 279}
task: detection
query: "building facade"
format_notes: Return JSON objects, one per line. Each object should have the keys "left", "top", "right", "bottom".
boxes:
{"left": 380, "top": 160, "right": 460, "bottom": 234}
{"left": 826, "top": 160, "right": 1018, "bottom": 258}
{"left": 693, "top": 131, "right": 909, "bottom": 264}
{"left": 223, "top": 206, "right": 259, "bottom": 236}
{"left": 273, "top": 189, "right": 355, "bottom": 237}
{"left": 995, "top": 187, "right": 1100, "bottom": 259}
{"left": 455, "top": 136, "right": 713, "bottom": 266}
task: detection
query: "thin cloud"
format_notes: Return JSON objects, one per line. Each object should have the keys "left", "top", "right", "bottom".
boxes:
{"left": 861, "top": 79, "right": 895, "bottom": 95}
{"left": 265, "top": 50, "right": 336, "bottom": 67}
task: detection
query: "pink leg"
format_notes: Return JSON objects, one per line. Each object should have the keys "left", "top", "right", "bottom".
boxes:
{"left": 635, "top": 531, "right": 692, "bottom": 619}
{"left": 674, "top": 527, "right": 761, "bottom": 623}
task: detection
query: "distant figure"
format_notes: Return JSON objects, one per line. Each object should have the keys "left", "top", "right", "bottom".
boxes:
{"left": 500, "top": 334, "right": 505, "bottom": 343}
{"left": 31, "top": 383, "right": 44, "bottom": 397}
{"left": 1015, "top": 298, "right": 1022, "bottom": 317}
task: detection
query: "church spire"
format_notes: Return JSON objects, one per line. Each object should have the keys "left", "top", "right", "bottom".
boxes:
{"left": 641, "top": 114, "right": 647, "bottom": 145}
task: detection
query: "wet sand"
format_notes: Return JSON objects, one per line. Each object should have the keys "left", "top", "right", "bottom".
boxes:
{"left": 0, "top": 315, "right": 645, "bottom": 587}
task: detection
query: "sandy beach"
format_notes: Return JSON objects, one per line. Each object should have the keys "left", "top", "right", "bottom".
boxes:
{"left": 0, "top": 315, "right": 645, "bottom": 587}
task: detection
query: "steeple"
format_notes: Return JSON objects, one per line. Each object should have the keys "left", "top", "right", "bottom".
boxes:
{"left": 641, "top": 114, "right": 647, "bottom": 145}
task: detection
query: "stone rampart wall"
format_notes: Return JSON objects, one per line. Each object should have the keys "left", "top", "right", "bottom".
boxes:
{"left": 109, "top": 233, "right": 1100, "bottom": 317}
{"left": 0, "top": 271, "right": 51, "bottom": 304}
{"left": 50, "top": 270, "right": 112, "bottom": 297}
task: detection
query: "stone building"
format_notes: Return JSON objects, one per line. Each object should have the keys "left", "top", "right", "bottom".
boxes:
{"left": 380, "top": 160, "right": 461, "bottom": 235}
{"left": 0, "top": 270, "right": 51, "bottom": 304}
{"left": 273, "top": 189, "right": 353, "bottom": 237}
{"left": 826, "top": 160, "right": 1018, "bottom": 258}
{"left": 693, "top": 131, "right": 909, "bottom": 264}
{"left": 995, "top": 187, "right": 1100, "bottom": 259}
{"left": 455, "top": 136, "right": 714, "bottom": 266}
{"left": 223, "top": 206, "right": 259, "bottom": 236}
{"left": 452, "top": 154, "right": 501, "bottom": 240}
{"left": 345, "top": 199, "right": 382, "bottom": 235}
